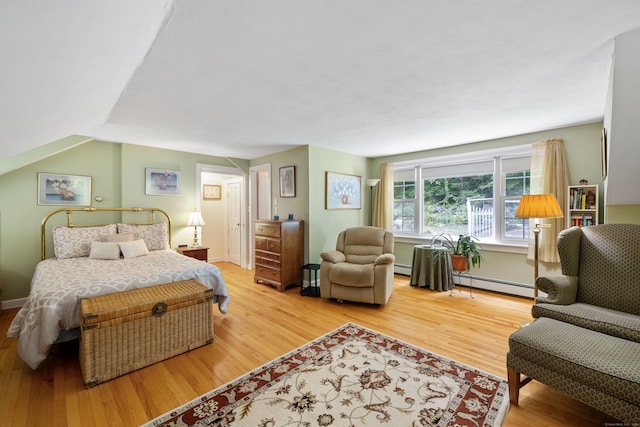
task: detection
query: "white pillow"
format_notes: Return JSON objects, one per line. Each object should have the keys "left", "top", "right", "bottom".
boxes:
{"left": 117, "top": 223, "right": 169, "bottom": 251}
{"left": 89, "top": 241, "right": 121, "bottom": 260}
{"left": 53, "top": 224, "right": 117, "bottom": 259}
{"left": 119, "top": 239, "right": 150, "bottom": 259}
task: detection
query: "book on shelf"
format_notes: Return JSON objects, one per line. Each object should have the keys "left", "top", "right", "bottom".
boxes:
{"left": 570, "top": 214, "right": 594, "bottom": 227}
{"left": 569, "top": 187, "right": 594, "bottom": 210}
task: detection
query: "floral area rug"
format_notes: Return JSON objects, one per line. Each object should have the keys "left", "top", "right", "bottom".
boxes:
{"left": 143, "top": 323, "right": 509, "bottom": 426}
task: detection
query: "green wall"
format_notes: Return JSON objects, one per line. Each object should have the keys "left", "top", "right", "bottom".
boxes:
{"left": 606, "top": 205, "right": 640, "bottom": 224}
{"left": 251, "top": 146, "right": 311, "bottom": 261}
{"left": 0, "top": 135, "right": 93, "bottom": 176}
{"left": 2, "top": 120, "right": 637, "bottom": 305}
{"left": 369, "top": 122, "right": 606, "bottom": 285}
{"left": 308, "top": 146, "right": 368, "bottom": 263}
{"left": 251, "top": 145, "right": 368, "bottom": 265}
{"left": 0, "top": 140, "right": 247, "bottom": 302}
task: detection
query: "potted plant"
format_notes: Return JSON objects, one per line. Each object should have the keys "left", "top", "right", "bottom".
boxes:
{"left": 430, "top": 233, "right": 483, "bottom": 271}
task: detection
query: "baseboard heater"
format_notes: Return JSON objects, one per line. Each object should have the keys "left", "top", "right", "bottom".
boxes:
{"left": 394, "top": 264, "right": 534, "bottom": 299}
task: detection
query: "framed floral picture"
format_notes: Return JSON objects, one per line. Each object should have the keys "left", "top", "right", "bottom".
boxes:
{"left": 145, "top": 168, "right": 181, "bottom": 195}
{"left": 37, "top": 173, "right": 92, "bottom": 206}
{"left": 325, "top": 171, "right": 361, "bottom": 209}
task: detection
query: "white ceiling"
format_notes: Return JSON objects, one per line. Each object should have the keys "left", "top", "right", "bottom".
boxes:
{"left": 2, "top": 0, "right": 640, "bottom": 161}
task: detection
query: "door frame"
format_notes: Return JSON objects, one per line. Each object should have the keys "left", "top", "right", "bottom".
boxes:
{"left": 197, "top": 163, "right": 248, "bottom": 269}
{"left": 249, "top": 163, "right": 271, "bottom": 270}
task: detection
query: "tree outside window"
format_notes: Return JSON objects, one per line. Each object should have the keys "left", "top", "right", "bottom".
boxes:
{"left": 392, "top": 148, "right": 531, "bottom": 244}
{"left": 423, "top": 175, "right": 493, "bottom": 236}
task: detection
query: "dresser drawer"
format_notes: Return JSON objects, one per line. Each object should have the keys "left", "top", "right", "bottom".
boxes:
{"left": 256, "top": 250, "right": 281, "bottom": 263}
{"left": 255, "top": 266, "right": 281, "bottom": 282}
{"left": 256, "top": 250, "right": 281, "bottom": 268}
{"left": 255, "top": 223, "right": 281, "bottom": 238}
{"left": 255, "top": 237, "right": 268, "bottom": 251}
{"left": 256, "top": 237, "right": 281, "bottom": 253}
{"left": 255, "top": 256, "right": 280, "bottom": 269}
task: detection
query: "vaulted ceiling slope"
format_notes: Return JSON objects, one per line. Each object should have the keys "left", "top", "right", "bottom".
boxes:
{"left": 2, "top": 1, "right": 640, "bottom": 161}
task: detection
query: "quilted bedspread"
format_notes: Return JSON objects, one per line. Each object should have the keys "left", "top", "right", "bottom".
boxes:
{"left": 7, "top": 250, "right": 230, "bottom": 369}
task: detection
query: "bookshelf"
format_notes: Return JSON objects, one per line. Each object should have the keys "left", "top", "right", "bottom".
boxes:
{"left": 567, "top": 184, "right": 598, "bottom": 227}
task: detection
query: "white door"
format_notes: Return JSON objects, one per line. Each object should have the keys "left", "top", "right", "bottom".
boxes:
{"left": 227, "top": 178, "right": 242, "bottom": 266}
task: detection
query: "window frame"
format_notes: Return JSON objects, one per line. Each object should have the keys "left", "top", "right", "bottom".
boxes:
{"left": 393, "top": 145, "right": 531, "bottom": 245}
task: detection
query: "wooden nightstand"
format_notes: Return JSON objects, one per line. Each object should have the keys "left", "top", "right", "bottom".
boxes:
{"left": 176, "top": 247, "right": 209, "bottom": 262}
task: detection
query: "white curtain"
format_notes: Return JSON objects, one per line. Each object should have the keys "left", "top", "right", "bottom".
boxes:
{"left": 373, "top": 163, "right": 394, "bottom": 230}
{"left": 528, "top": 138, "right": 569, "bottom": 263}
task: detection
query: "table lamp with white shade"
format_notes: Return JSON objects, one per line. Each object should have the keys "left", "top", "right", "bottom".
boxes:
{"left": 187, "top": 209, "right": 206, "bottom": 247}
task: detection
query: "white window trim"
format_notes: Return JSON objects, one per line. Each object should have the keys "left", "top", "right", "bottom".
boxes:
{"left": 393, "top": 144, "right": 532, "bottom": 249}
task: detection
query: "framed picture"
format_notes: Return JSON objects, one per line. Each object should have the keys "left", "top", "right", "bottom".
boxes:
{"left": 279, "top": 166, "right": 296, "bottom": 198}
{"left": 145, "top": 168, "right": 181, "bottom": 195}
{"left": 325, "top": 171, "right": 361, "bottom": 210}
{"left": 38, "top": 173, "right": 92, "bottom": 206}
{"left": 203, "top": 184, "right": 222, "bottom": 200}
{"left": 601, "top": 127, "right": 607, "bottom": 179}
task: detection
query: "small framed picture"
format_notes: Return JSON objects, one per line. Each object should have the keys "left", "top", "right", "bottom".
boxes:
{"left": 145, "top": 168, "right": 181, "bottom": 195}
{"left": 38, "top": 173, "right": 92, "bottom": 206}
{"left": 203, "top": 184, "right": 222, "bottom": 200}
{"left": 280, "top": 166, "right": 296, "bottom": 198}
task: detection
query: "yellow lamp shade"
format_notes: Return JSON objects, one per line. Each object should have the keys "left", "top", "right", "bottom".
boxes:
{"left": 515, "top": 194, "right": 564, "bottom": 219}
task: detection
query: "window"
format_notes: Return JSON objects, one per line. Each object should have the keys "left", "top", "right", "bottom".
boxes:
{"left": 393, "top": 170, "right": 416, "bottom": 233}
{"left": 393, "top": 146, "right": 531, "bottom": 243}
{"left": 504, "top": 170, "right": 531, "bottom": 240}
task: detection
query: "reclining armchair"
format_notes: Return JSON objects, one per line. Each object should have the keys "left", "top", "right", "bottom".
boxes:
{"left": 320, "top": 226, "right": 395, "bottom": 304}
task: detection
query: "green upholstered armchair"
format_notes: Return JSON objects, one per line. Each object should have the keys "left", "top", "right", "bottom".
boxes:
{"left": 507, "top": 223, "right": 640, "bottom": 423}
{"left": 532, "top": 223, "right": 640, "bottom": 342}
{"left": 320, "top": 226, "right": 395, "bottom": 305}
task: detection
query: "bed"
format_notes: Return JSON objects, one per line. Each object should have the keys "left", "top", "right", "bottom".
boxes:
{"left": 7, "top": 207, "right": 230, "bottom": 370}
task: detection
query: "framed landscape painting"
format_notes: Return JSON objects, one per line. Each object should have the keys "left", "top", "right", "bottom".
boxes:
{"left": 325, "top": 171, "right": 361, "bottom": 209}
{"left": 37, "top": 173, "right": 91, "bottom": 206}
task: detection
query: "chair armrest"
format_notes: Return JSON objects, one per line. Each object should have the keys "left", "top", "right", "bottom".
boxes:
{"left": 321, "top": 251, "right": 346, "bottom": 263}
{"left": 535, "top": 275, "right": 579, "bottom": 305}
{"left": 375, "top": 253, "right": 395, "bottom": 265}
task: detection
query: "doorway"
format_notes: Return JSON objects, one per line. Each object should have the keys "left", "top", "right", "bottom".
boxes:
{"left": 198, "top": 164, "right": 246, "bottom": 267}
{"left": 249, "top": 163, "right": 272, "bottom": 269}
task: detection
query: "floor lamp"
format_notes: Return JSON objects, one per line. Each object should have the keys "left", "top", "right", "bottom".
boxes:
{"left": 515, "top": 194, "right": 564, "bottom": 299}
{"left": 366, "top": 179, "right": 380, "bottom": 226}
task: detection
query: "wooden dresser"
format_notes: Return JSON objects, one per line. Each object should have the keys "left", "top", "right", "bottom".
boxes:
{"left": 254, "top": 220, "right": 304, "bottom": 291}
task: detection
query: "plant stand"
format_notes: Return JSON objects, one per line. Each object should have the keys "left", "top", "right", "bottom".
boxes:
{"left": 450, "top": 268, "right": 473, "bottom": 299}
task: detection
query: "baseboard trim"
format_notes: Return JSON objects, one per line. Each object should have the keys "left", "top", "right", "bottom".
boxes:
{"left": 2, "top": 267, "right": 533, "bottom": 310}
{"left": 2, "top": 297, "right": 26, "bottom": 310}
{"left": 394, "top": 264, "right": 534, "bottom": 299}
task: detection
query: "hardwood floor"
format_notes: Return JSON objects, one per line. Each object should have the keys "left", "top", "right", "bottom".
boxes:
{"left": 0, "top": 262, "right": 619, "bottom": 426}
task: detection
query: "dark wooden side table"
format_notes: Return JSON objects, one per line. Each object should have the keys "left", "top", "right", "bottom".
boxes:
{"left": 300, "top": 263, "right": 320, "bottom": 297}
{"left": 176, "top": 246, "right": 209, "bottom": 262}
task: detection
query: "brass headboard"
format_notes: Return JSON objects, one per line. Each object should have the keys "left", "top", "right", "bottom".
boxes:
{"left": 41, "top": 207, "right": 172, "bottom": 260}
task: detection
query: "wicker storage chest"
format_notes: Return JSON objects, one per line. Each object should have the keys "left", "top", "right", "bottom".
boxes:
{"left": 79, "top": 279, "right": 214, "bottom": 387}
